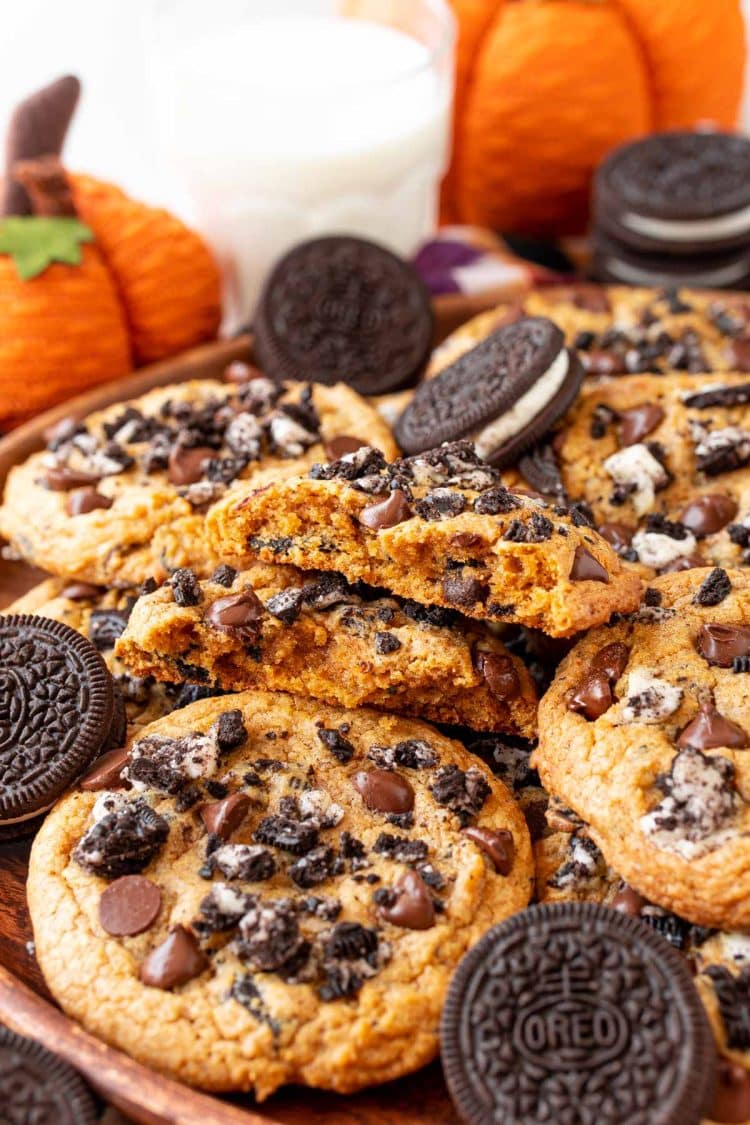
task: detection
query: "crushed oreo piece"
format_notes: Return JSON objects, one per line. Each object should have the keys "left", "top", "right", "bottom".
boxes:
{"left": 705, "top": 966, "right": 750, "bottom": 1049}
{"left": 299, "top": 895, "right": 341, "bottom": 921}
{"left": 170, "top": 568, "right": 202, "bottom": 607}
{"left": 236, "top": 897, "right": 305, "bottom": 971}
{"left": 374, "top": 631, "right": 401, "bottom": 655}
{"left": 400, "top": 599, "right": 458, "bottom": 629}
{"left": 310, "top": 445, "right": 386, "bottom": 482}
{"left": 502, "top": 513, "right": 553, "bottom": 543}
{"left": 88, "top": 608, "right": 130, "bottom": 651}
{"left": 640, "top": 746, "right": 738, "bottom": 860}
{"left": 194, "top": 883, "right": 253, "bottom": 935}
{"left": 229, "top": 975, "right": 281, "bottom": 1035}
{"left": 430, "top": 764, "right": 491, "bottom": 826}
{"left": 288, "top": 845, "right": 338, "bottom": 888}
{"left": 212, "top": 844, "right": 277, "bottom": 882}
{"left": 265, "top": 587, "right": 305, "bottom": 625}
{"left": 74, "top": 798, "right": 168, "bottom": 878}
{"left": 316, "top": 724, "right": 355, "bottom": 763}
{"left": 254, "top": 815, "right": 319, "bottom": 856}
{"left": 415, "top": 488, "right": 466, "bottom": 521}
{"left": 372, "top": 833, "right": 428, "bottom": 864}
{"left": 473, "top": 487, "right": 520, "bottom": 515}
{"left": 215, "top": 710, "right": 248, "bottom": 752}
{"left": 694, "top": 567, "right": 732, "bottom": 606}
{"left": 210, "top": 564, "right": 237, "bottom": 587}
{"left": 368, "top": 739, "right": 438, "bottom": 770}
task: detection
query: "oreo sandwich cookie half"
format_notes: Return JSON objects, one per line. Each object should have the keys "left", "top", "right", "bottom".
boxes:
{"left": 394, "top": 317, "right": 583, "bottom": 466}
{"left": 594, "top": 131, "right": 750, "bottom": 256}
{"left": 0, "top": 1026, "right": 98, "bottom": 1124}
{"left": 592, "top": 232, "right": 750, "bottom": 290}
{"left": 254, "top": 235, "right": 434, "bottom": 395}
{"left": 0, "top": 615, "right": 122, "bottom": 836}
{"left": 441, "top": 901, "right": 716, "bottom": 1125}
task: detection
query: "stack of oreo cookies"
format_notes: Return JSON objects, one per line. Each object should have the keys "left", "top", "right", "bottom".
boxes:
{"left": 592, "top": 131, "right": 750, "bottom": 290}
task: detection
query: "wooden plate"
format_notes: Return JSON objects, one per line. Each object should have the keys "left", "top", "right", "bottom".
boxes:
{"left": 0, "top": 325, "right": 478, "bottom": 1124}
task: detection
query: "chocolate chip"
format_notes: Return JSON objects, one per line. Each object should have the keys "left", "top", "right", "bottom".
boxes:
{"left": 43, "top": 466, "right": 101, "bottom": 491}
{"left": 569, "top": 545, "right": 609, "bottom": 583}
{"left": 324, "top": 434, "right": 367, "bottom": 460}
{"left": 74, "top": 799, "right": 169, "bottom": 879}
{"left": 680, "top": 495, "right": 738, "bottom": 538}
{"left": 611, "top": 884, "right": 648, "bottom": 917}
{"left": 430, "top": 764, "right": 490, "bottom": 826}
{"left": 99, "top": 875, "right": 162, "bottom": 937}
{"left": 170, "top": 567, "right": 202, "bottom": 607}
{"left": 254, "top": 815, "right": 318, "bottom": 855}
{"left": 200, "top": 793, "right": 251, "bottom": 839}
{"left": 727, "top": 338, "right": 750, "bottom": 372}
{"left": 644, "top": 588, "right": 662, "bottom": 607}
{"left": 461, "top": 826, "right": 514, "bottom": 875}
{"left": 442, "top": 574, "right": 489, "bottom": 606}
{"left": 597, "top": 522, "right": 634, "bottom": 552}
{"left": 316, "top": 725, "right": 355, "bottom": 763}
{"left": 79, "top": 745, "right": 129, "bottom": 791}
{"left": 568, "top": 672, "right": 613, "bottom": 721}
{"left": 359, "top": 489, "right": 412, "bottom": 530}
{"left": 140, "top": 925, "right": 208, "bottom": 990}
{"left": 591, "top": 642, "right": 630, "bottom": 681}
{"left": 678, "top": 702, "right": 748, "bottom": 751}
{"left": 618, "top": 404, "right": 665, "bottom": 447}
{"left": 378, "top": 870, "right": 435, "bottom": 930}
{"left": 206, "top": 590, "right": 264, "bottom": 642}
{"left": 711, "top": 1055, "right": 750, "bottom": 1123}
{"left": 353, "top": 769, "right": 414, "bottom": 813}
{"left": 167, "top": 444, "right": 214, "bottom": 485}
{"left": 61, "top": 581, "right": 106, "bottom": 600}
{"left": 374, "top": 631, "right": 401, "bottom": 654}
{"left": 698, "top": 623, "right": 750, "bottom": 667}
{"left": 475, "top": 651, "right": 520, "bottom": 700}
{"left": 66, "top": 488, "right": 113, "bottom": 516}
{"left": 694, "top": 568, "right": 732, "bottom": 607}
{"left": 660, "top": 553, "right": 706, "bottom": 574}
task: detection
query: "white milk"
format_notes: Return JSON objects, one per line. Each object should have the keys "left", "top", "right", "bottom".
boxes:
{"left": 157, "top": 8, "right": 454, "bottom": 327}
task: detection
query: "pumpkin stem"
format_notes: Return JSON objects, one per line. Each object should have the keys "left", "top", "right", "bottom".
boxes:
{"left": 11, "top": 156, "right": 77, "bottom": 218}
{"left": 2, "top": 75, "right": 80, "bottom": 217}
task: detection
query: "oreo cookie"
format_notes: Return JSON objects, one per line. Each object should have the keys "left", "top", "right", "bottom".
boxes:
{"left": 441, "top": 902, "right": 715, "bottom": 1125}
{"left": 0, "top": 1026, "right": 98, "bottom": 1123}
{"left": 0, "top": 615, "right": 121, "bottom": 834}
{"left": 592, "top": 231, "right": 750, "bottom": 291}
{"left": 594, "top": 132, "right": 750, "bottom": 256}
{"left": 254, "top": 235, "right": 433, "bottom": 395}
{"left": 394, "top": 317, "right": 583, "bottom": 466}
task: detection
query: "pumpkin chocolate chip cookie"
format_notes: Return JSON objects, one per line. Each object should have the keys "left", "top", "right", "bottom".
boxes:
{"left": 115, "top": 562, "right": 538, "bottom": 736}
{"left": 207, "top": 440, "right": 642, "bottom": 637}
{"left": 534, "top": 566, "right": 750, "bottom": 929}
{"left": 428, "top": 285, "right": 750, "bottom": 381}
{"left": 28, "top": 690, "right": 532, "bottom": 1097}
{"left": 0, "top": 370, "right": 396, "bottom": 588}
{"left": 514, "top": 372, "right": 750, "bottom": 578}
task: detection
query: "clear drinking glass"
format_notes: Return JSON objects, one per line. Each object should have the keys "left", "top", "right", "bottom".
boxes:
{"left": 152, "top": 0, "right": 455, "bottom": 329}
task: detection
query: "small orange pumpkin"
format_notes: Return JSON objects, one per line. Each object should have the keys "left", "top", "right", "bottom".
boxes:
{"left": 442, "top": 0, "right": 747, "bottom": 237}
{"left": 0, "top": 77, "right": 222, "bottom": 428}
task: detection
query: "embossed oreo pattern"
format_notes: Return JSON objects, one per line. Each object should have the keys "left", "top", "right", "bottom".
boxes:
{"left": 441, "top": 902, "right": 715, "bottom": 1125}
{"left": 0, "top": 1026, "right": 98, "bottom": 1124}
{"left": 0, "top": 615, "right": 113, "bottom": 819}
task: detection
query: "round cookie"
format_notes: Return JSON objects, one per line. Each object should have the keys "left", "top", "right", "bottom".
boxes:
{"left": 592, "top": 233, "right": 750, "bottom": 291}
{"left": 425, "top": 286, "right": 750, "bottom": 383}
{"left": 440, "top": 901, "right": 716, "bottom": 1125}
{"left": 594, "top": 132, "right": 750, "bottom": 256}
{"left": 4, "top": 578, "right": 201, "bottom": 732}
{"left": 254, "top": 236, "right": 433, "bottom": 395}
{"left": 28, "top": 690, "right": 532, "bottom": 1098}
{"left": 534, "top": 567, "right": 750, "bottom": 929}
{"left": 0, "top": 1026, "right": 99, "bottom": 1124}
{"left": 0, "top": 372, "right": 398, "bottom": 588}
{"left": 0, "top": 614, "right": 122, "bottom": 833}
{"left": 394, "top": 317, "right": 583, "bottom": 465}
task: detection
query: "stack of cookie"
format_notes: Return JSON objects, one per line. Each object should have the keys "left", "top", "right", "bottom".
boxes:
{"left": 591, "top": 132, "right": 750, "bottom": 291}
{"left": 6, "top": 274, "right": 750, "bottom": 1121}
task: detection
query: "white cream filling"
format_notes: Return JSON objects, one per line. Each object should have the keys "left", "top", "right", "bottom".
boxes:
{"left": 603, "top": 256, "right": 749, "bottom": 289}
{"left": 631, "top": 528, "right": 697, "bottom": 569}
{"left": 603, "top": 444, "right": 668, "bottom": 518}
{"left": 622, "top": 203, "right": 750, "bottom": 243}
{"left": 473, "top": 348, "right": 569, "bottom": 460}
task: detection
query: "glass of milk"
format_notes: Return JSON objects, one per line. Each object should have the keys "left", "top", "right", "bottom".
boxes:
{"left": 152, "top": 0, "right": 455, "bottom": 329}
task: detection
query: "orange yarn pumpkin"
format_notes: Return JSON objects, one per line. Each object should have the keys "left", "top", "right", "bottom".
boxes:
{"left": 72, "top": 175, "right": 222, "bottom": 366}
{"left": 442, "top": 0, "right": 747, "bottom": 236}
{"left": 0, "top": 242, "right": 132, "bottom": 428}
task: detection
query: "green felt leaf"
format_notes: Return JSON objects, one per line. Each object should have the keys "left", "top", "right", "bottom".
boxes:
{"left": 0, "top": 216, "right": 94, "bottom": 280}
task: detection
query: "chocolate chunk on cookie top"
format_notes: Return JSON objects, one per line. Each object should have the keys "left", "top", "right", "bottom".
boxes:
{"left": 442, "top": 902, "right": 715, "bottom": 1125}
{"left": 0, "top": 1026, "right": 98, "bottom": 1125}
{"left": 0, "top": 615, "right": 119, "bottom": 826}
{"left": 535, "top": 567, "right": 750, "bottom": 929}
{"left": 254, "top": 235, "right": 433, "bottom": 395}
{"left": 395, "top": 317, "right": 584, "bottom": 466}
{"left": 28, "top": 689, "right": 532, "bottom": 1099}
